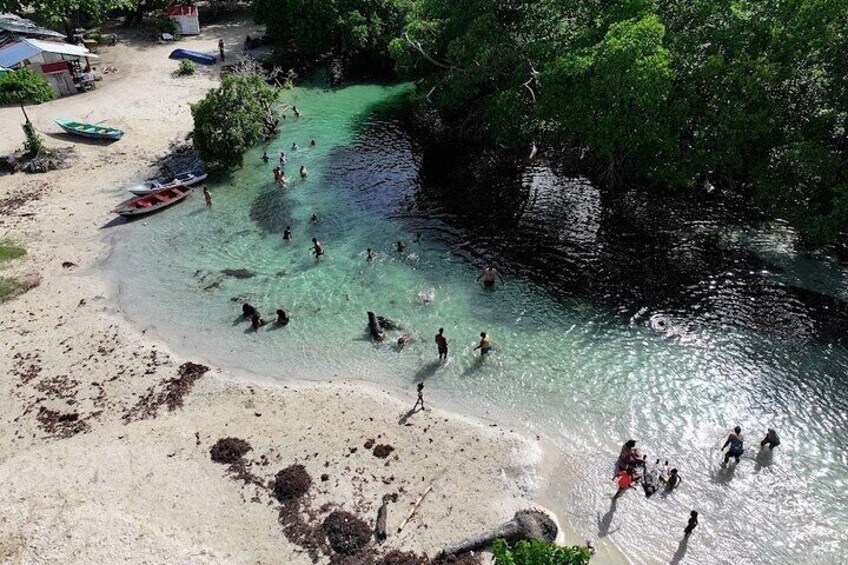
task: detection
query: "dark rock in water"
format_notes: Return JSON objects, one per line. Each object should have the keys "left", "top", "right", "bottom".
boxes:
{"left": 221, "top": 269, "right": 256, "bottom": 279}
{"left": 210, "top": 437, "right": 252, "bottom": 464}
{"left": 323, "top": 510, "right": 371, "bottom": 555}
{"left": 272, "top": 464, "right": 312, "bottom": 501}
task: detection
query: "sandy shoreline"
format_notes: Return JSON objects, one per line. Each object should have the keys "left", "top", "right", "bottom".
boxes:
{"left": 0, "top": 19, "right": 626, "bottom": 564}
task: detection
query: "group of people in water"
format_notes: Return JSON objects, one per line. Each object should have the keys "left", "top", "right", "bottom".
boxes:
{"left": 241, "top": 302, "right": 288, "bottom": 332}
{"left": 612, "top": 426, "right": 781, "bottom": 538}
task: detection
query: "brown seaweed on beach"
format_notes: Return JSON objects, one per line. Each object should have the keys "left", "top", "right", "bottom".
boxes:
{"left": 372, "top": 444, "right": 394, "bottom": 458}
{"left": 323, "top": 510, "right": 371, "bottom": 556}
{"left": 272, "top": 464, "right": 312, "bottom": 502}
{"left": 122, "top": 361, "right": 209, "bottom": 422}
{"left": 36, "top": 407, "right": 91, "bottom": 438}
{"left": 210, "top": 437, "right": 252, "bottom": 464}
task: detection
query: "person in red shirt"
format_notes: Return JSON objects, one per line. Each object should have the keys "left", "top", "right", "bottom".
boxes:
{"left": 435, "top": 327, "right": 448, "bottom": 361}
{"left": 612, "top": 468, "right": 635, "bottom": 499}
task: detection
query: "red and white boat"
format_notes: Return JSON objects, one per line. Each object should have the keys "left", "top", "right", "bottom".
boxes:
{"left": 113, "top": 185, "right": 193, "bottom": 217}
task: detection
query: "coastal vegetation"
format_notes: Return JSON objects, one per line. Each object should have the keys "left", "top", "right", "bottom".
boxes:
{"left": 0, "top": 67, "right": 55, "bottom": 156}
{"left": 250, "top": 0, "right": 848, "bottom": 247}
{"left": 0, "top": 240, "right": 26, "bottom": 263}
{"left": 492, "top": 539, "right": 591, "bottom": 565}
{"left": 190, "top": 73, "right": 279, "bottom": 169}
{"left": 175, "top": 59, "right": 196, "bottom": 76}
{"left": 0, "top": 240, "right": 31, "bottom": 302}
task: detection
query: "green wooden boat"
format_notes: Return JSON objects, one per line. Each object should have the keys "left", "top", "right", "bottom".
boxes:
{"left": 55, "top": 119, "right": 124, "bottom": 141}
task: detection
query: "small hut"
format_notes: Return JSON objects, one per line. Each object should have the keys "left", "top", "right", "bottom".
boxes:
{"left": 167, "top": 5, "right": 200, "bottom": 36}
{"left": 0, "top": 38, "right": 98, "bottom": 96}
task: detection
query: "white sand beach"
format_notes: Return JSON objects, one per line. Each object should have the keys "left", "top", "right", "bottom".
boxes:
{"left": 0, "top": 18, "right": 625, "bottom": 564}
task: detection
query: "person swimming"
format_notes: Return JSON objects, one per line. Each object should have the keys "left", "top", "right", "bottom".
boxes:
{"left": 311, "top": 213, "right": 319, "bottom": 223}
{"left": 300, "top": 165, "right": 308, "bottom": 178}
{"left": 312, "top": 237, "right": 324, "bottom": 259}
{"left": 397, "top": 331, "right": 413, "bottom": 349}
{"left": 242, "top": 303, "right": 257, "bottom": 318}
{"left": 262, "top": 151, "right": 269, "bottom": 163}
{"left": 283, "top": 226, "right": 292, "bottom": 240}
{"left": 276, "top": 309, "right": 289, "bottom": 325}
{"left": 279, "top": 151, "right": 286, "bottom": 165}
{"left": 396, "top": 240, "right": 405, "bottom": 253}
{"left": 366, "top": 248, "right": 375, "bottom": 261}
{"left": 310, "top": 139, "right": 316, "bottom": 146}
{"left": 761, "top": 428, "right": 780, "bottom": 449}
{"left": 293, "top": 105, "right": 300, "bottom": 117}
{"left": 477, "top": 266, "right": 501, "bottom": 288}
{"left": 251, "top": 312, "right": 266, "bottom": 331}
{"left": 291, "top": 142, "right": 299, "bottom": 151}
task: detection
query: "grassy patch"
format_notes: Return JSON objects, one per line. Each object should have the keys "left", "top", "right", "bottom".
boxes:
{"left": 0, "top": 276, "right": 27, "bottom": 301}
{"left": 0, "top": 240, "right": 26, "bottom": 262}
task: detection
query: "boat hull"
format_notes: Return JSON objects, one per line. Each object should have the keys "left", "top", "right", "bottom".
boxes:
{"left": 114, "top": 185, "right": 193, "bottom": 217}
{"left": 55, "top": 119, "right": 124, "bottom": 140}
{"left": 169, "top": 49, "right": 217, "bottom": 65}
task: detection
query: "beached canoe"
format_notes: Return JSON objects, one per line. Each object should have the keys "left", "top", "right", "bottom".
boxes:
{"left": 55, "top": 119, "right": 124, "bottom": 141}
{"left": 113, "top": 185, "right": 193, "bottom": 217}
{"left": 169, "top": 48, "right": 217, "bottom": 65}
{"left": 128, "top": 169, "right": 208, "bottom": 195}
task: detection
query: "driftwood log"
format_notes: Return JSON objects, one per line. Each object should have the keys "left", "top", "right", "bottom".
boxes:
{"left": 441, "top": 510, "right": 558, "bottom": 557}
{"left": 375, "top": 499, "right": 389, "bottom": 543}
{"left": 367, "top": 311, "right": 384, "bottom": 341}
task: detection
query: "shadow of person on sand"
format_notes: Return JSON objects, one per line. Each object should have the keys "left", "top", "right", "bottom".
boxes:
{"left": 597, "top": 499, "right": 619, "bottom": 538}
{"left": 669, "top": 536, "right": 689, "bottom": 565}
{"left": 398, "top": 405, "right": 423, "bottom": 425}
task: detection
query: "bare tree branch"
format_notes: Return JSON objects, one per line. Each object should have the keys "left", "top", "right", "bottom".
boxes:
{"left": 404, "top": 32, "right": 467, "bottom": 74}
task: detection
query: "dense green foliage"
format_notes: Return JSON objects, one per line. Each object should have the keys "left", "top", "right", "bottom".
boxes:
{"left": 387, "top": 0, "right": 848, "bottom": 245}
{"left": 0, "top": 68, "right": 55, "bottom": 107}
{"left": 252, "top": 0, "right": 412, "bottom": 59}
{"left": 190, "top": 75, "right": 279, "bottom": 169}
{"left": 176, "top": 59, "right": 196, "bottom": 76}
{"left": 0, "top": 0, "right": 134, "bottom": 30}
{"left": 492, "top": 539, "right": 592, "bottom": 565}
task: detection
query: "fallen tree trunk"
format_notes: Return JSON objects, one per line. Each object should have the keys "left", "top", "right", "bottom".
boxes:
{"left": 441, "top": 510, "right": 558, "bottom": 556}
{"left": 367, "top": 311, "right": 384, "bottom": 341}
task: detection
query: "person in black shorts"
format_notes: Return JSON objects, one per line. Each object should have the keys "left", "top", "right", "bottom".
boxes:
{"left": 435, "top": 327, "right": 448, "bottom": 361}
{"left": 684, "top": 511, "right": 698, "bottom": 537}
{"left": 312, "top": 237, "right": 324, "bottom": 260}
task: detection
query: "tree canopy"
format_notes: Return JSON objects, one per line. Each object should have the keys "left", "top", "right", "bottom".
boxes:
{"left": 190, "top": 75, "right": 279, "bottom": 170}
{"left": 0, "top": 0, "right": 134, "bottom": 31}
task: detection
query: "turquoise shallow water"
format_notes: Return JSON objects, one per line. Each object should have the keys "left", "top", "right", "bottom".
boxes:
{"left": 106, "top": 83, "right": 848, "bottom": 564}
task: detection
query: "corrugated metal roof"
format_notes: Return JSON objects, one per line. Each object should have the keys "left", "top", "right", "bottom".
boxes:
{"left": 0, "top": 13, "right": 63, "bottom": 39}
{"left": 0, "top": 37, "right": 96, "bottom": 68}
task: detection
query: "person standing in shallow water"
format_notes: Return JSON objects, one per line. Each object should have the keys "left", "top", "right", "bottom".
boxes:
{"left": 473, "top": 331, "right": 491, "bottom": 357}
{"left": 761, "top": 428, "right": 780, "bottom": 449}
{"left": 218, "top": 39, "right": 225, "bottom": 61}
{"left": 722, "top": 426, "right": 745, "bottom": 465}
{"left": 366, "top": 248, "right": 375, "bottom": 262}
{"left": 435, "top": 328, "right": 448, "bottom": 361}
{"left": 203, "top": 186, "right": 212, "bottom": 207}
{"left": 283, "top": 226, "right": 292, "bottom": 240}
{"left": 312, "top": 237, "right": 324, "bottom": 260}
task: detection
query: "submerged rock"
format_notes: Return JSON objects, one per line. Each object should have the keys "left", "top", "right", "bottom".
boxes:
{"left": 221, "top": 268, "right": 257, "bottom": 279}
